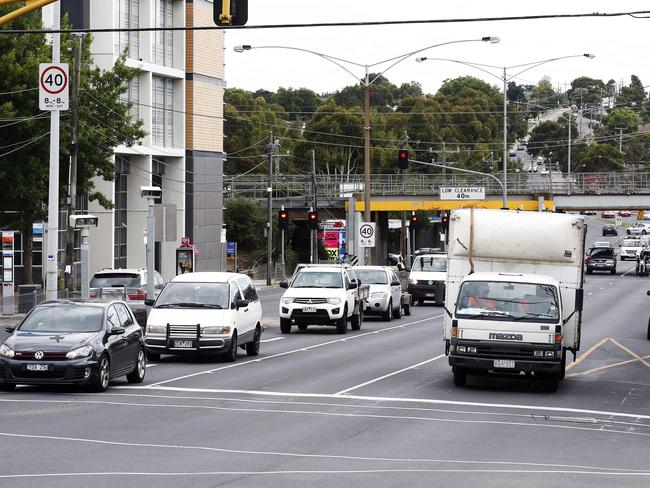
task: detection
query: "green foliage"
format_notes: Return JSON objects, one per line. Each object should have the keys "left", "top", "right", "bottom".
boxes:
{"left": 578, "top": 144, "right": 625, "bottom": 172}
{"left": 617, "top": 75, "right": 645, "bottom": 107}
{"left": 224, "top": 198, "right": 267, "bottom": 252}
{"left": 567, "top": 77, "right": 606, "bottom": 106}
{"left": 526, "top": 112, "right": 579, "bottom": 171}
{"left": 602, "top": 107, "right": 639, "bottom": 135}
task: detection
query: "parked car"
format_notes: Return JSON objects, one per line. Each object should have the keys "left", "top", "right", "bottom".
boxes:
{"left": 0, "top": 300, "right": 146, "bottom": 392}
{"left": 581, "top": 210, "right": 597, "bottom": 216}
{"left": 90, "top": 268, "right": 165, "bottom": 326}
{"left": 586, "top": 247, "right": 617, "bottom": 275}
{"left": 354, "top": 266, "right": 409, "bottom": 321}
{"left": 602, "top": 224, "right": 617, "bottom": 236}
{"left": 144, "top": 272, "right": 262, "bottom": 361}
{"left": 601, "top": 211, "right": 616, "bottom": 219}
{"left": 620, "top": 237, "right": 644, "bottom": 261}
{"left": 618, "top": 210, "right": 632, "bottom": 217}
{"left": 627, "top": 222, "right": 650, "bottom": 235}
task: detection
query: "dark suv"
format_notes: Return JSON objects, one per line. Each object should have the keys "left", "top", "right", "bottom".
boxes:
{"left": 602, "top": 224, "right": 617, "bottom": 236}
{"left": 586, "top": 247, "right": 617, "bottom": 275}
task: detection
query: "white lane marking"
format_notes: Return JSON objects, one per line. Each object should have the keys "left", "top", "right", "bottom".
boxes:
{"left": 587, "top": 293, "right": 593, "bottom": 296}
{"left": 145, "top": 315, "right": 441, "bottom": 387}
{"left": 116, "top": 386, "right": 650, "bottom": 421}
{"left": 0, "top": 432, "right": 646, "bottom": 474}
{"left": 335, "top": 355, "right": 445, "bottom": 395}
{"left": 260, "top": 337, "right": 285, "bottom": 343}
{"left": 146, "top": 364, "right": 158, "bottom": 368}
{"left": 620, "top": 266, "right": 636, "bottom": 277}
{"left": 1, "top": 469, "right": 649, "bottom": 479}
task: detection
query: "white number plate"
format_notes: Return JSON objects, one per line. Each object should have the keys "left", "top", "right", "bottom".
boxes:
{"left": 494, "top": 359, "right": 515, "bottom": 369}
{"left": 425, "top": 293, "right": 435, "bottom": 297}
{"left": 26, "top": 364, "right": 50, "bottom": 371}
{"left": 174, "top": 340, "right": 193, "bottom": 348}
{"left": 303, "top": 306, "right": 317, "bottom": 313}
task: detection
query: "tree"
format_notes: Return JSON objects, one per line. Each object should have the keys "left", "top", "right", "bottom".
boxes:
{"left": 578, "top": 144, "right": 625, "bottom": 172}
{"left": 272, "top": 87, "right": 322, "bottom": 120}
{"left": 567, "top": 77, "right": 606, "bottom": 106}
{"left": 332, "top": 74, "right": 398, "bottom": 110}
{"left": 601, "top": 107, "right": 639, "bottom": 140}
{"left": 224, "top": 198, "right": 267, "bottom": 253}
{"left": 617, "top": 75, "right": 646, "bottom": 107}
{"left": 526, "top": 112, "right": 578, "bottom": 172}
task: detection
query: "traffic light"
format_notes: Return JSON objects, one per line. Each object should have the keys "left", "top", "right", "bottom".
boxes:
{"left": 441, "top": 212, "right": 449, "bottom": 232}
{"left": 307, "top": 210, "right": 319, "bottom": 230}
{"left": 214, "top": 0, "right": 248, "bottom": 26}
{"left": 398, "top": 149, "right": 409, "bottom": 170}
{"left": 410, "top": 213, "right": 418, "bottom": 225}
{"left": 278, "top": 210, "right": 289, "bottom": 231}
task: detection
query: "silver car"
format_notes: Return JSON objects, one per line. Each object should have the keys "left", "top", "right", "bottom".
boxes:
{"left": 355, "top": 266, "right": 403, "bottom": 321}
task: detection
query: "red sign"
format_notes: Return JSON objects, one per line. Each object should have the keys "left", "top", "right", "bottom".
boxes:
{"left": 181, "top": 236, "right": 191, "bottom": 247}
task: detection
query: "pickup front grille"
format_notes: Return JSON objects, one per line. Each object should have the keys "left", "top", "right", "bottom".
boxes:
{"left": 294, "top": 298, "right": 328, "bottom": 304}
{"left": 168, "top": 325, "right": 199, "bottom": 339}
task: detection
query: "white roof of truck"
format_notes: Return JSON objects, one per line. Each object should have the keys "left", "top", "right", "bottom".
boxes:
{"left": 462, "top": 272, "right": 559, "bottom": 286}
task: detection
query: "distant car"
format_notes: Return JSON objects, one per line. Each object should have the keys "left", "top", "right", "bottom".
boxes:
{"left": 592, "top": 241, "right": 613, "bottom": 249}
{"left": 532, "top": 164, "right": 538, "bottom": 172}
{"left": 0, "top": 300, "right": 146, "bottom": 392}
{"left": 618, "top": 210, "right": 632, "bottom": 217}
{"left": 601, "top": 211, "right": 616, "bottom": 219}
{"left": 602, "top": 224, "right": 617, "bottom": 236}
{"left": 627, "top": 222, "right": 650, "bottom": 235}
{"left": 90, "top": 268, "right": 165, "bottom": 326}
{"left": 586, "top": 247, "right": 617, "bottom": 275}
{"left": 582, "top": 210, "right": 597, "bottom": 216}
{"left": 540, "top": 166, "right": 550, "bottom": 175}
{"left": 508, "top": 151, "right": 517, "bottom": 158}
{"left": 620, "top": 237, "right": 643, "bottom": 261}
{"left": 517, "top": 144, "right": 526, "bottom": 150}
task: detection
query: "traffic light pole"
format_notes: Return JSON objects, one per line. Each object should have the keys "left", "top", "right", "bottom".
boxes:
{"left": 280, "top": 206, "right": 285, "bottom": 266}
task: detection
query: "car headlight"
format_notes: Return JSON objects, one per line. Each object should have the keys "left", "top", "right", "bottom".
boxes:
{"left": 281, "top": 297, "right": 295, "bottom": 305}
{"left": 66, "top": 345, "right": 93, "bottom": 359}
{"left": 606, "top": 260, "right": 614, "bottom": 265}
{"left": 0, "top": 344, "right": 15, "bottom": 358}
{"left": 145, "top": 324, "right": 166, "bottom": 335}
{"left": 409, "top": 279, "right": 418, "bottom": 285}
{"left": 201, "top": 326, "right": 231, "bottom": 335}
{"left": 327, "top": 298, "right": 341, "bottom": 305}
{"left": 371, "top": 292, "right": 387, "bottom": 298}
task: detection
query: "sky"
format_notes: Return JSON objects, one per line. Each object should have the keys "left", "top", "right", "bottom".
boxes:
{"left": 224, "top": 1, "right": 650, "bottom": 96}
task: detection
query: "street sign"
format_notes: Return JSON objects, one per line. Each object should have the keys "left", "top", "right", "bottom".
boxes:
{"left": 226, "top": 242, "right": 236, "bottom": 256}
{"left": 615, "top": 217, "right": 623, "bottom": 226}
{"left": 440, "top": 186, "right": 485, "bottom": 201}
{"left": 358, "top": 222, "right": 376, "bottom": 248}
{"left": 39, "top": 63, "right": 69, "bottom": 111}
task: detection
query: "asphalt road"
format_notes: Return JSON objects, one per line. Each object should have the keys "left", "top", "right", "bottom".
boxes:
{"left": 1, "top": 216, "right": 649, "bottom": 487}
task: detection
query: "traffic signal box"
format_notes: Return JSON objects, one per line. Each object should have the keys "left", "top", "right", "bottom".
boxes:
{"left": 398, "top": 149, "right": 409, "bottom": 170}
{"left": 308, "top": 211, "right": 319, "bottom": 230}
{"left": 214, "top": 0, "right": 248, "bottom": 26}
{"left": 279, "top": 210, "right": 289, "bottom": 231}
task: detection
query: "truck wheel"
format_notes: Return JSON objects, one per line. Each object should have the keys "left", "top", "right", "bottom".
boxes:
{"left": 543, "top": 376, "right": 559, "bottom": 392}
{"left": 382, "top": 300, "right": 393, "bottom": 321}
{"left": 394, "top": 302, "right": 402, "bottom": 319}
{"left": 557, "top": 350, "right": 567, "bottom": 380}
{"left": 453, "top": 368, "right": 467, "bottom": 387}
{"left": 336, "top": 310, "right": 347, "bottom": 334}
{"left": 403, "top": 304, "right": 411, "bottom": 316}
{"left": 280, "top": 319, "right": 292, "bottom": 334}
{"left": 351, "top": 308, "right": 362, "bottom": 331}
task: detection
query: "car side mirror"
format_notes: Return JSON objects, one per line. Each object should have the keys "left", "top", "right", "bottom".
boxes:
{"left": 144, "top": 298, "right": 155, "bottom": 307}
{"left": 4, "top": 325, "right": 15, "bottom": 333}
{"left": 391, "top": 281, "right": 401, "bottom": 287}
{"left": 646, "top": 290, "right": 650, "bottom": 296}
{"left": 236, "top": 299, "right": 249, "bottom": 309}
{"left": 575, "top": 289, "right": 584, "bottom": 312}
{"left": 110, "top": 325, "right": 126, "bottom": 335}
{"left": 348, "top": 281, "right": 358, "bottom": 290}
{"left": 279, "top": 281, "right": 289, "bottom": 289}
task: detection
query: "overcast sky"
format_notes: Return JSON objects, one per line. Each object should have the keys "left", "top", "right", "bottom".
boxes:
{"left": 224, "top": 1, "right": 650, "bottom": 96}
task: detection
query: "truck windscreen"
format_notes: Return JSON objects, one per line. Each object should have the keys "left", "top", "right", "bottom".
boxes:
{"left": 456, "top": 281, "right": 560, "bottom": 322}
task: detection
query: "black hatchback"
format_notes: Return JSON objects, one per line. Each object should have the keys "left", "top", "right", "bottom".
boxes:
{"left": 0, "top": 300, "right": 146, "bottom": 392}
{"left": 602, "top": 224, "right": 618, "bottom": 236}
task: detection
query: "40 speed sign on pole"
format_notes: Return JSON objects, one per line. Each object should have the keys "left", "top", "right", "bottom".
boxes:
{"left": 358, "top": 222, "right": 376, "bottom": 248}
{"left": 39, "top": 63, "right": 69, "bottom": 111}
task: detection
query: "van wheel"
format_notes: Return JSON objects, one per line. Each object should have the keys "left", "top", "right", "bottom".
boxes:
{"left": 280, "top": 319, "right": 292, "bottom": 334}
{"left": 224, "top": 333, "right": 238, "bottom": 362}
{"left": 246, "top": 327, "right": 261, "bottom": 356}
{"left": 382, "top": 300, "right": 393, "bottom": 321}
{"left": 351, "top": 308, "right": 362, "bottom": 331}
{"left": 453, "top": 368, "right": 467, "bottom": 387}
{"left": 403, "top": 304, "right": 411, "bottom": 316}
{"left": 336, "top": 308, "right": 347, "bottom": 334}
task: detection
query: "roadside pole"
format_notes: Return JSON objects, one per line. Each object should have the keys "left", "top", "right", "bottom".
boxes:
{"left": 80, "top": 227, "right": 90, "bottom": 299}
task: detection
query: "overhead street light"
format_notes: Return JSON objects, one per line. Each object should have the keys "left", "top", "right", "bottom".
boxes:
{"left": 416, "top": 53, "right": 595, "bottom": 208}
{"left": 234, "top": 37, "right": 499, "bottom": 263}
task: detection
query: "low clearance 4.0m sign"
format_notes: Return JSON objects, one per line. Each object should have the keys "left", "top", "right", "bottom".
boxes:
{"left": 440, "top": 187, "right": 485, "bottom": 201}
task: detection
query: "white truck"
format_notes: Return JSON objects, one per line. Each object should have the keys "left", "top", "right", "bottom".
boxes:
{"left": 443, "top": 209, "right": 586, "bottom": 392}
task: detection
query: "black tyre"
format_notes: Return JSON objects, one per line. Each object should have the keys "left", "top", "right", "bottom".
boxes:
{"left": 224, "top": 333, "right": 238, "bottom": 362}
{"left": 280, "top": 318, "right": 292, "bottom": 334}
{"left": 417, "top": 298, "right": 425, "bottom": 305}
{"left": 126, "top": 348, "right": 146, "bottom": 383}
{"left": 543, "top": 376, "right": 559, "bottom": 393}
{"left": 394, "top": 301, "right": 402, "bottom": 319}
{"left": 145, "top": 349, "right": 160, "bottom": 362}
{"left": 611, "top": 268, "right": 616, "bottom": 275}
{"left": 643, "top": 230, "right": 647, "bottom": 235}
{"left": 91, "top": 356, "right": 110, "bottom": 393}
{"left": 403, "top": 304, "right": 411, "bottom": 316}
{"left": 351, "top": 307, "right": 362, "bottom": 331}
{"left": 382, "top": 300, "right": 393, "bottom": 321}
{"left": 453, "top": 368, "right": 467, "bottom": 387}
{"left": 246, "top": 327, "right": 261, "bottom": 356}
{"left": 646, "top": 317, "right": 650, "bottom": 340}
{"left": 0, "top": 383, "right": 16, "bottom": 392}
{"left": 627, "top": 229, "right": 631, "bottom": 235}
{"left": 297, "top": 324, "right": 308, "bottom": 331}
{"left": 586, "top": 269, "right": 593, "bottom": 275}
{"left": 336, "top": 308, "right": 347, "bottom": 334}
{"left": 557, "top": 350, "right": 567, "bottom": 380}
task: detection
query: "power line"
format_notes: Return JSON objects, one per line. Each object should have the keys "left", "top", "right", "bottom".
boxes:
{"left": 0, "top": 132, "right": 50, "bottom": 159}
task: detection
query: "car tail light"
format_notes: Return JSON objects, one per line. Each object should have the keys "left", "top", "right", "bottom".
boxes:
{"left": 90, "top": 291, "right": 97, "bottom": 298}
{"left": 127, "top": 289, "right": 147, "bottom": 300}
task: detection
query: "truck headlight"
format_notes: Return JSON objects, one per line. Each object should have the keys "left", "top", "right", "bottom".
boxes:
{"left": 371, "top": 292, "right": 387, "bottom": 298}
{"left": 327, "top": 298, "right": 341, "bottom": 305}
{"left": 0, "top": 344, "right": 15, "bottom": 358}
{"left": 281, "top": 297, "right": 295, "bottom": 305}
{"left": 457, "top": 346, "right": 466, "bottom": 353}
{"left": 66, "top": 345, "right": 93, "bottom": 359}
{"left": 409, "top": 279, "right": 418, "bottom": 285}
{"left": 145, "top": 324, "right": 166, "bottom": 335}
{"left": 201, "top": 326, "right": 230, "bottom": 335}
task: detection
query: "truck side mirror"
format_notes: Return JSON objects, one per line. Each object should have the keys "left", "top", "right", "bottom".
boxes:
{"left": 279, "top": 281, "right": 289, "bottom": 289}
{"left": 575, "top": 289, "right": 584, "bottom": 312}
{"left": 646, "top": 290, "right": 650, "bottom": 296}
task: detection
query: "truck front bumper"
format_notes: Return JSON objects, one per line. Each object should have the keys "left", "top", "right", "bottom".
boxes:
{"left": 449, "top": 340, "right": 562, "bottom": 374}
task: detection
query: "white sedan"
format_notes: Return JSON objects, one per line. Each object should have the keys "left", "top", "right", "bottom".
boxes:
{"left": 627, "top": 223, "right": 650, "bottom": 235}
{"left": 354, "top": 266, "right": 403, "bottom": 321}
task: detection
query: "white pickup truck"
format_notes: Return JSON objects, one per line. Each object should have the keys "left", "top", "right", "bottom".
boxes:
{"left": 443, "top": 209, "right": 586, "bottom": 392}
{"left": 279, "top": 265, "right": 368, "bottom": 334}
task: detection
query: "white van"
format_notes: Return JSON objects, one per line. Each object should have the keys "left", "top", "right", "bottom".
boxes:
{"left": 144, "top": 272, "right": 263, "bottom": 362}
{"left": 407, "top": 253, "right": 448, "bottom": 305}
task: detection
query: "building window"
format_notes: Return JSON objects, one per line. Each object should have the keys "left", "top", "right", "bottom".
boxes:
{"left": 154, "top": 0, "right": 173, "bottom": 67}
{"left": 115, "top": 0, "right": 139, "bottom": 59}
{"left": 114, "top": 160, "right": 129, "bottom": 269}
{"left": 120, "top": 75, "right": 140, "bottom": 122}
{"left": 152, "top": 76, "right": 174, "bottom": 147}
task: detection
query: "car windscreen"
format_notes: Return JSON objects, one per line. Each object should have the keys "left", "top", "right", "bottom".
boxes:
{"left": 19, "top": 306, "right": 104, "bottom": 333}
{"left": 590, "top": 249, "right": 615, "bottom": 259}
{"left": 155, "top": 282, "right": 229, "bottom": 308}
{"left": 413, "top": 256, "right": 448, "bottom": 272}
{"left": 354, "top": 269, "right": 388, "bottom": 284}
{"left": 291, "top": 271, "right": 343, "bottom": 288}
{"left": 622, "top": 239, "right": 640, "bottom": 247}
{"left": 90, "top": 273, "right": 140, "bottom": 288}
{"left": 455, "top": 281, "right": 560, "bottom": 322}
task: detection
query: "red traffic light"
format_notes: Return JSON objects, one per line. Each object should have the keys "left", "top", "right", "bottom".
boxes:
{"left": 398, "top": 150, "right": 409, "bottom": 170}
{"left": 307, "top": 211, "right": 318, "bottom": 230}
{"left": 410, "top": 213, "right": 418, "bottom": 223}
{"left": 279, "top": 211, "right": 288, "bottom": 220}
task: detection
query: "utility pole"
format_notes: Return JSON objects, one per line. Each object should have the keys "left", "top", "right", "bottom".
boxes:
{"left": 45, "top": 5, "right": 61, "bottom": 301}
{"left": 311, "top": 150, "right": 317, "bottom": 263}
{"left": 399, "top": 132, "right": 409, "bottom": 265}
{"left": 567, "top": 108, "right": 572, "bottom": 179}
{"left": 265, "top": 132, "right": 276, "bottom": 286}
{"left": 64, "top": 34, "right": 83, "bottom": 292}
{"left": 363, "top": 67, "right": 371, "bottom": 265}
{"left": 502, "top": 66, "right": 508, "bottom": 208}
{"left": 616, "top": 127, "right": 624, "bottom": 153}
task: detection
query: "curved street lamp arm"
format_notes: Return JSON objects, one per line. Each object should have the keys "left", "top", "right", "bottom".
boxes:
{"left": 506, "top": 55, "right": 593, "bottom": 82}
{"left": 416, "top": 57, "right": 503, "bottom": 83}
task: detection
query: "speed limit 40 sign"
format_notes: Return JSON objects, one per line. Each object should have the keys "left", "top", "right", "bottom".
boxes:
{"left": 39, "top": 63, "right": 69, "bottom": 111}
{"left": 358, "top": 222, "right": 376, "bottom": 248}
